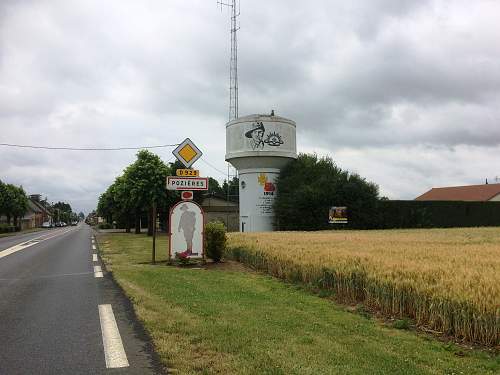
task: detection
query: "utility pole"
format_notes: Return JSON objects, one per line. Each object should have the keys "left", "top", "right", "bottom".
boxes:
{"left": 152, "top": 201, "right": 157, "bottom": 264}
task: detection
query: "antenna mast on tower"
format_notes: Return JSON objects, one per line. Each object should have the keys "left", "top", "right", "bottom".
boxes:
{"left": 218, "top": 0, "right": 240, "bottom": 121}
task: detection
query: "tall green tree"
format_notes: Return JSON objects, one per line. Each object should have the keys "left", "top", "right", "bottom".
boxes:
{"left": 53, "top": 201, "right": 73, "bottom": 223}
{"left": 124, "top": 150, "right": 175, "bottom": 235}
{"left": 4, "top": 184, "right": 29, "bottom": 227}
{"left": 97, "top": 188, "right": 114, "bottom": 224}
{"left": 222, "top": 176, "right": 239, "bottom": 202}
{"left": 208, "top": 177, "right": 224, "bottom": 196}
{"left": 0, "top": 180, "right": 6, "bottom": 219}
{"left": 274, "top": 153, "right": 380, "bottom": 230}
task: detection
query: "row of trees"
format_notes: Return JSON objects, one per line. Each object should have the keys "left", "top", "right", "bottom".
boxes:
{"left": 0, "top": 180, "right": 29, "bottom": 227}
{"left": 97, "top": 150, "right": 234, "bottom": 235}
{"left": 0, "top": 179, "right": 79, "bottom": 228}
{"left": 52, "top": 201, "right": 80, "bottom": 224}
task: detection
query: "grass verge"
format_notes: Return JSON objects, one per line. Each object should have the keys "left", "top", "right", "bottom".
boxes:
{"left": 0, "top": 227, "right": 45, "bottom": 238}
{"left": 98, "top": 233, "right": 499, "bottom": 374}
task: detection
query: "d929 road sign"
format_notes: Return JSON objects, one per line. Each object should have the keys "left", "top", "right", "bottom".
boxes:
{"left": 176, "top": 169, "right": 199, "bottom": 177}
{"left": 166, "top": 176, "right": 208, "bottom": 191}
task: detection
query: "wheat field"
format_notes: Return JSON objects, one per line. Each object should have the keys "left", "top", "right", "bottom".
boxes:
{"left": 227, "top": 227, "right": 500, "bottom": 346}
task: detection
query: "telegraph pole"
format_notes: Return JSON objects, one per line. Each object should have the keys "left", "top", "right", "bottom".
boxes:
{"left": 152, "top": 201, "right": 157, "bottom": 264}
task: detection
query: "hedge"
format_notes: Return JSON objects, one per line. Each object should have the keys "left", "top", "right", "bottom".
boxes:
{"left": 0, "top": 224, "right": 19, "bottom": 233}
{"left": 375, "top": 200, "right": 500, "bottom": 229}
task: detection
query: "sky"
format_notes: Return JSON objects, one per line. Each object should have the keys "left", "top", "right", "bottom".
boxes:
{"left": 1, "top": 0, "right": 500, "bottom": 214}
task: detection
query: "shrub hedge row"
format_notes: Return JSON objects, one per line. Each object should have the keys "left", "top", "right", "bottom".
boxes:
{"left": 0, "top": 224, "right": 20, "bottom": 233}
{"left": 374, "top": 200, "right": 500, "bottom": 229}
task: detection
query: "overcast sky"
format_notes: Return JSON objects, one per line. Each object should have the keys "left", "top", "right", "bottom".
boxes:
{"left": 2, "top": 0, "right": 500, "bottom": 213}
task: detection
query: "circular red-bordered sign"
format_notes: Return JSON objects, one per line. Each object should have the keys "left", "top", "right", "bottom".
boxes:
{"left": 181, "top": 191, "right": 193, "bottom": 200}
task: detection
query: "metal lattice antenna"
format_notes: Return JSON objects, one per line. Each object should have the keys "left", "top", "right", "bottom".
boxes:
{"left": 218, "top": 0, "right": 240, "bottom": 121}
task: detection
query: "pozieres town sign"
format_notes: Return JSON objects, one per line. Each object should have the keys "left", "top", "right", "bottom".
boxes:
{"left": 166, "top": 176, "right": 208, "bottom": 191}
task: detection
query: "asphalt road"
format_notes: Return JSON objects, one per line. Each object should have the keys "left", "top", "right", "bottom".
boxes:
{"left": 0, "top": 225, "right": 164, "bottom": 375}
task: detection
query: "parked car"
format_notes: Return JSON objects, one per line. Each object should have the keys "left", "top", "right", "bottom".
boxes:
{"left": 71, "top": 221, "right": 78, "bottom": 226}
{"left": 42, "top": 222, "right": 52, "bottom": 228}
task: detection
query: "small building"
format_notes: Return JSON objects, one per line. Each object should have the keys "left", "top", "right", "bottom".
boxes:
{"left": 29, "top": 195, "right": 53, "bottom": 223}
{"left": 20, "top": 200, "right": 44, "bottom": 230}
{"left": 201, "top": 194, "right": 239, "bottom": 232}
{"left": 19, "top": 195, "right": 53, "bottom": 229}
{"left": 415, "top": 183, "right": 500, "bottom": 201}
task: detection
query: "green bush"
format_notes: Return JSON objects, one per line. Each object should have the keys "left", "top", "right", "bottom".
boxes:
{"left": 393, "top": 319, "right": 411, "bottom": 330}
{"left": 205, "top": 221, "right": 227, "bottom": 262}
{"left": 0, "top": 224, "right": 17, "bottom": 233}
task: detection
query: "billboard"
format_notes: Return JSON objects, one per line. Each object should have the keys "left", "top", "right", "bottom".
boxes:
{"left": 329, "top": 206, "right": 348, "bottom": 224}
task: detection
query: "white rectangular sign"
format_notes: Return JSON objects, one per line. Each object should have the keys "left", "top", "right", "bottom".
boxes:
{"left": 166, "top": 176, "right": 208, "bottom": 191}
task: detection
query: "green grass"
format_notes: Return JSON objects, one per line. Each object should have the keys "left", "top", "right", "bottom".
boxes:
{"left": 98, "top": 233, "right": 499, "bottom": 375}
{"left": 0, "top": 227, "right": 45, "bottom": 238}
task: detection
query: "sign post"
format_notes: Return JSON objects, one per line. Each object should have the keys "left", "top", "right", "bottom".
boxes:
{"left": 152, "top": 201, "right": 157, "bottom": 264}
{"left": 168, "top": 138, "right": 207, "bottom": 262}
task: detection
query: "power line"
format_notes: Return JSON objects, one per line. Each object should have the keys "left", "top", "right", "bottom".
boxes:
{"left": 0, "top": 142, "right": 179, "bottom": 151}
{"left": 199, "top": 158, "right": 228, "bottom": 177}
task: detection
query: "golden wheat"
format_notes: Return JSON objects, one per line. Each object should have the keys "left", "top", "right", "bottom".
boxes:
{"left": 227, "top": 227, "right": 500, "bottom": 346}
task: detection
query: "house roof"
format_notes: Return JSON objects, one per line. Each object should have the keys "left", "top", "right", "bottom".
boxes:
{"left": 30, "top": 199, "right": 51, "bottom": 215}
{"left": 415, "top": 183, "right": 500, "bottom": 201}
{"left": 27, "top": 200, "right": 43, "bottom": 213}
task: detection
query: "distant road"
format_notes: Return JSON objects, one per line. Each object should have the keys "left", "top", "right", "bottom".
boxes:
{"left": 0, "top": 224, "right": 163, "bottom": 374}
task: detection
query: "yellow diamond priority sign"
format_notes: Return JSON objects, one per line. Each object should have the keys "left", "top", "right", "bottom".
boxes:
{"left": 172, "top": 138, "right": 203, "bottom": 168}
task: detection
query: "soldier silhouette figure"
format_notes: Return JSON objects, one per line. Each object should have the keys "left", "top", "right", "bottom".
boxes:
{"left": 178, "top": 204, "right": 198, "bottom": 256}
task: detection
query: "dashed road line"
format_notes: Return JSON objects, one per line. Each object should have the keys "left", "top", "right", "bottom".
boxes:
{"left": 92, "top": 244, "right": 96, "bottom": 250}
{"left": 98, "top": 304, "right": 129, "bottom": 368}
{"left": 93, "top": 254, "right": 98, "bottom": 262}
{"left": 94, "top": 265, "right": 103, "bottom": 278}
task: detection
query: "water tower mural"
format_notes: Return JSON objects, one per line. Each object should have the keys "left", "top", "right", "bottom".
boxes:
{"left": 226, "top": 113, "right": 297, "bottom": 232}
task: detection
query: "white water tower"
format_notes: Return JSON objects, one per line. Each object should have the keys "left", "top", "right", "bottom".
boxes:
{"left": 226, "top": 113, "right": 297, "bottom": 232}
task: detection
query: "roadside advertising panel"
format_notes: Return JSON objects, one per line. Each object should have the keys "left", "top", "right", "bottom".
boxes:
{"left": 329, "top": 206, "right": 348, "bottom": 224}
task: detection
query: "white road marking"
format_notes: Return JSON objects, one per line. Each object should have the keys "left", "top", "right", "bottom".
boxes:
{"left": 98, "top": 304, "right": 129, "bottom": 368}
{"left": 0, "top": 228, "right": 74, "bottom": 260}
{"left": 94, "top": 265, "right": 103, "bottom": 278}
{"left": 92, "top": 239, "right": 95, "bottom": 243}
{"left": 92, "top": 244, "right": 96, "bottom": 250}
{"left": 93, "top": 254, "right": 98, "bottom": 262}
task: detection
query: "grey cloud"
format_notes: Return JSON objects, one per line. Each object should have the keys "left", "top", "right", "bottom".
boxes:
{"left": 1, "top": 0, "right": 500, "bottom": 211}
